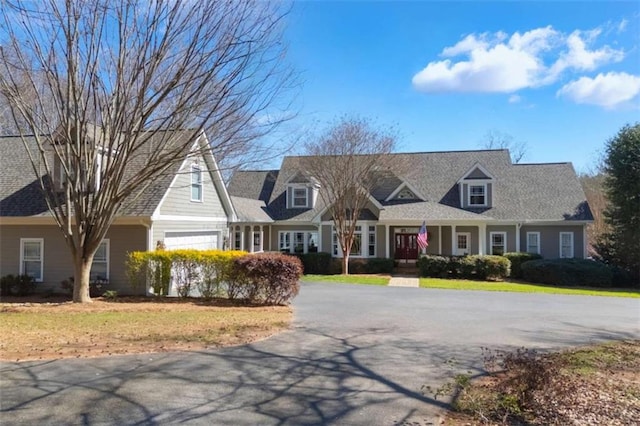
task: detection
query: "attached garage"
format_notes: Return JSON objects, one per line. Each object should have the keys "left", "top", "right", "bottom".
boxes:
{"left": 164, "top": 231, "right": 220, "bottom": 250}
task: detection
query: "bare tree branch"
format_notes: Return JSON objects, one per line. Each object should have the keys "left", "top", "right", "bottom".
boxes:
{"left": 300, "top": 116, "right": 399, "bottom": 274}
{"left": 0, "top": 0, "right": 296, "bottom": 302}
{"left": 481, "top": 129, "right": 528, "bottom": 164}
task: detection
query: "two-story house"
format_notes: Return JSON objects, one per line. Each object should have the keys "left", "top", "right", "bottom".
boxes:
{"left": 227, "top": 149, "right": 593, "bottom": 261}
{"left": 0, "top": 130, "right": 235, "bottom": 294}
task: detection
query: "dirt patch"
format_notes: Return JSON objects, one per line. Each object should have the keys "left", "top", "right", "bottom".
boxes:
{"left": 0, "top": 296, "right": 292, "bottom": 362}
{"left": 441, "top": 340, "right": 640, "bottom": 425}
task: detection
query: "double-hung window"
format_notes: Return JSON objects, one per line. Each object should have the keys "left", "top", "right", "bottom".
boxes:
{"left": 191, "top": 165, "right": 203, "bottom": 202}
{"left": 490, "top": 232, "right": 506, "bottom": 255}
{"left": 292, "top": 188, "right": 308, "bottom": 207}
{"left": 469, "top": 184, "right": 486, "bottom": 206}
{"left": 91, "top": 240, "right": 109, "bottom": 281}
{"left": 368, "top": 226, "right": 376, "bottom": 257}
{"left": 526, "top": 232, "right": 540, "bottom": 254}
{"left": 20, "top": 238, "right": 44, "bottom": 282}
{"left": 560, "top": 232, "right": 574, "bottom": 258}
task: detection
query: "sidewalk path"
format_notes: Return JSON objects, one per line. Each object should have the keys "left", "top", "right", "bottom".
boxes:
{"left": 388, "top": 275, "right": 420, "bottom": 287}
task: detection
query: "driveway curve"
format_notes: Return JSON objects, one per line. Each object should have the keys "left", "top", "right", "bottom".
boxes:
{"left": 1, "top": 282, "right": 638, "bottom": 425}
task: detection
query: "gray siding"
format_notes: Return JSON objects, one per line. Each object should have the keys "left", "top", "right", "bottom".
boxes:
{"left": 376, "top": 225, "right": 386, "bottom": 258}
{"left": 321, "top": 224, "right": 332, "bottom": 253}
{"left": 520, "top": 225, "right": 585, "bottom": 259}
{"left": 158, "top": 154, "right": 227, "bottom": 218}
{"left": 442, "top": 226, "right": 452, "bottom": 255}
{"left": 425, "top": 226, "right": 440, "bottom": 255}
{"left": 0, "top": 224, "right": 147, "bottom": 295}
{"left": 466, "top": 167, "right": 490, "bottom": 179}
{"left": 456, "top": 226, "right": 479, "bottom": 255}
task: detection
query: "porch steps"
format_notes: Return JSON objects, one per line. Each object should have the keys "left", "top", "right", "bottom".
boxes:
{"left": 389, "top": 265, "right": 420, "bottom": 287}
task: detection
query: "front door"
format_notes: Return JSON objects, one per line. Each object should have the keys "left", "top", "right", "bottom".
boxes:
{"left": 455, "top": 232, "right": 471, "bottom": 256}
{"left": 394, "top": 233, "right": 419, "bottom": 260}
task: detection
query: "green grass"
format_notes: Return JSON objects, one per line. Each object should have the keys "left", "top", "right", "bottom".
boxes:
{"left": 303, "top": 274, "right": 390, "bottom": 286}
{"left": 419, "top": 278, "right": 640, "bottom": 298}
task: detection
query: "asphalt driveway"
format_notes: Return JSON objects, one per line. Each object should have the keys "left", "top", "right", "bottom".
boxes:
{"left": 1, "top": 282, "right": 638, "bottom": 425}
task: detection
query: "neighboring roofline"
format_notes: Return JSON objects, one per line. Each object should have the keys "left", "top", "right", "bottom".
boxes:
{"left": 281, "top": 148, "right": 510, "bottom": 160}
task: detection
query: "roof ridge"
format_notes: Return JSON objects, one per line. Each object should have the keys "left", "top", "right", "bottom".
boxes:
{"left": 283, "top": 149, "right": 510, "bottom": 159}
{"left": 515, "top": 162, "right": 571, "bottom": 166}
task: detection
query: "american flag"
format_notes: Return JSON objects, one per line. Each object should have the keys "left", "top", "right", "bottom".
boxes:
{"left": 417, "top": 221, "right": 428, "bottom": 250}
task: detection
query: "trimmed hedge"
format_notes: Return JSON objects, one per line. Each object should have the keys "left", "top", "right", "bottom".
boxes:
{"left": 126, "top": 250, "right": 302, "bottom": 304}
{"left": 233, "top": 253, "right": 303, "bottom": 305}
{"left": 295, "top": 252, "right": 334, "bottom": 275}
{"left": 417, "top": 255, "right": 510, "bottom": 281}
{"left": 503, "top": 252, "right": 543, "bottom": 278}
{"left": 521, "top": 258, "right": 614, "bottom": 288}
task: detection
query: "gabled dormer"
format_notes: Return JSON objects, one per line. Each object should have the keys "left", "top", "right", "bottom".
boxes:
{"left": 286, "top": 172, "right": 319, "bottom": 209}
{"left": 385, "top": 180, "right": 425, "bottom": 202}
{"left": 458, "top": 163, "right": 494, "bottom": 209}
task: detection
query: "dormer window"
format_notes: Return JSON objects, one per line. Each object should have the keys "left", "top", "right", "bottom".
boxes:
{"left": 292, "top": 187, "right": 308, "bottom": 207}
{"left": 469, "top": 184, "right": 486, "bottom": 206}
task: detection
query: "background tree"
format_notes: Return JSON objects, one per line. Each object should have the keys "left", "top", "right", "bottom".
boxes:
{"left": 578, "top": 171, "right": 608, "bottom": 257}
{"left": 480, "top": 129, "right": 528, "bottom": 163}
{"left": 300, "top": 116, "right": 398, "bottom": 274}
{"left": 598, "top": 123, "right": 640, "bottom": 285}
{"left": 0, "top": 0, "right": 295, "bottom": 302}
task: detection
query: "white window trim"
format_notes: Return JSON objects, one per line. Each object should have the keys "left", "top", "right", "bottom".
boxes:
{"left": 331, "top": 223, "right": 377, "bottom": 258}
{"left": 20, "top": 238, "right": 44, "bottom": 282}
{"left": 288, "top": 185, "right": 309, "bottom": 208}
{"left": 279, "top": 230, "right": 320, "bottom": 254}
{"left": 468, "top": 183, "right": 487, "bottom": 207}
{"left": 559, "top": 232, "right": 574, "bottom": 259}
{"left": 489, "top": 232, "right": 506, "bottom": 255}
{"left": 368, "top": 225, "right": 376, "bottom": 257}
{"left": 91, "top": 239, "right": 110, "bottom": 281}
{"left": 526, "top": 232, "right": 541, "bottom": 254}
{"left": 190, "top": 164, "right": 203, "bottom": 202}
{"left": 455, "top": 232, "right": 471, "bottom": 256}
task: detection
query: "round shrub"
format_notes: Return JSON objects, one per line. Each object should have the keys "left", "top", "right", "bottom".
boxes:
{"left": 232, "top": 253, "right": 302, "bottom": 305}
{"left": 417, "top": 255, "right": 450, "bottom": 278}
{"left": 471, "top": 255, "right": 511, "bottom": 280}
{"left": 503, "top": 252, "right": 543, "bottom": 279}
{"left": 521, "top": 258, "right": 614, "bottom": 288}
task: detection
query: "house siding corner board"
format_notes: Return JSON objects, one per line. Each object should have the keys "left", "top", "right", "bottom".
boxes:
{"left": 0, "top": 224, "right": 147, "bottom": 295}
{"left": 520, "top": 225, "right": 585, "bottom": 259}
{"left": 158, "top": 154, "right": 227, "bottom": 217}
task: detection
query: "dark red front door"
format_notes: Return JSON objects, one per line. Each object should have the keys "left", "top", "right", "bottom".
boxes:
{"left": 394, "top": 233, "right": 419, "bottom": 260}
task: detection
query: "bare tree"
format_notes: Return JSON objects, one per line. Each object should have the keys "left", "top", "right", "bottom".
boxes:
{"left": 300, "top": 116, "right": 398, "bottom": 274}
{"left": 0, "top": 0, "right": 295, "bottom": 302}
{"left": 579, "top": 172, "right": 608, "bottom": 257}
{"left": 481, "top": 129, "right": 528, "bottom": 163}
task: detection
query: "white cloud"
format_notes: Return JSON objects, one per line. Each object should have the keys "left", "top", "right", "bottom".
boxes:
{"left": 618, "top": 18, "right": 628, "bottom": 33}
{"left": 508, "top": 94, "right": 522, "bottom": 104}
{"left": 557, "top": 72, "right": 640, "bottom": 109}
{"left": 412, "top": 25, "right": 625, "bottom": 94}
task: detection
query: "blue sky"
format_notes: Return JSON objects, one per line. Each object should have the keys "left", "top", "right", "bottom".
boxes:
{"left": 281, "top": 1, "right": 640, "bottom": 172}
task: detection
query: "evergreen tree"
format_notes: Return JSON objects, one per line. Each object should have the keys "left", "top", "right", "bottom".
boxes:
{"left": 599, "top": 123, "right": 640, "bottom": 286}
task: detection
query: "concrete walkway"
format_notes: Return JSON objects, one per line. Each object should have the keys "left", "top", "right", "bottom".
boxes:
{"left": 388, "top": 275, "right": 420, "bottom": 287}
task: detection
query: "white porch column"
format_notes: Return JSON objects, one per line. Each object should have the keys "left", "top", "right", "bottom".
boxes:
{"left": 318, "top": 225, "right": 323, "bottom": 252}
{"left": 240, "top": 227, "right": 245, "bottom": 251}
{"left": 451, "top": 225, "right": 456, "bottom": 256}
{"left": 249, "top": 226, "right": 254, "bottom": 253}
{"left": 259, "top": 226, "right": 264, "bottom": 252}
{"left": 385, "top": 225, "right": 390, "bottom": 258}
{"left": 515, "top": 223, "right": 521, "bottom": 252}
{"left": 479, "top": 223, "right": 486, "bottom": 255}
{"left": 438, "top": 225, "right": 442, "bottom": 255}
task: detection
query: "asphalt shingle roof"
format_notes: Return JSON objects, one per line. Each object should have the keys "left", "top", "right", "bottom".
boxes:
{"left": 230, "top": 196, "right": 273, "bottom": 223}
{"left": 0, "top": 132, "right": 194, "bottom": 218}
{"left": 227, "top": 149, "right": 593, "bottom": 223}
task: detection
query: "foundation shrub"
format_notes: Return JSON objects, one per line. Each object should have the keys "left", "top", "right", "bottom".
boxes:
{"left": 503, "top": 252, "right": 543, "bottom": 279}
{"left": 417, "top": 255, "right": 450, "bottom": 278}
{"left": 296, "top": 252, "right": 334, "bottom": 275}
{"left": 232, "top": 253, "right": 302, "bottom": 305}
{"left": 363, "top": 258, "right": 395, "bottom": 274}
{"left": 0, "top": 274, "right": 36, "bottom": 296}
{"left": 473, "top": 255, "right": 511, "bottom": 280}
{"left": 521, "top": 258, "right": 613, "bottom": 287}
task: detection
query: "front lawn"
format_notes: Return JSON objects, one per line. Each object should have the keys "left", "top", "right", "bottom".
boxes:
{"left": 0, "top": 297, "right": 291, "bottom": 361}
{"left": 303, "top": 274, "right": 390, "bottom": 286}
{"left": 420, "top": 278, "right": 640, "bottom": 298}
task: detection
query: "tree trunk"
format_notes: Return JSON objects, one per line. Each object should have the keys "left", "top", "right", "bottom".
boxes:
{"left": 342, "top": 252, "right": 350, "bottom": 275}
{"left": 73, "top": 256, "right": 93, "bottom": 303}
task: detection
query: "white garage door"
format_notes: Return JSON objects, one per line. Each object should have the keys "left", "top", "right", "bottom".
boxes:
{"left": 164, "top": 231, "right": 219, "bottom": 250}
